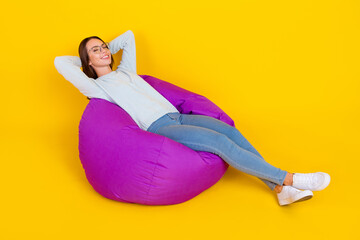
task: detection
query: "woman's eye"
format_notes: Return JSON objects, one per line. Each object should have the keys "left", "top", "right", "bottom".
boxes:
{"left": 93, "top": 49, "right": 99, "bottom": 52}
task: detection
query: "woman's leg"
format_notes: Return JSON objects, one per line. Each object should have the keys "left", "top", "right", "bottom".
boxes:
{"left": 180, "top": 114, "right": 279, "bottom": 190}
{"left": 149, "top": 113, "right": 288, "bottom": 186}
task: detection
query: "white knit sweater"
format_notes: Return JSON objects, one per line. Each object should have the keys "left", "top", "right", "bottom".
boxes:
{"left": 54, "top": 30, "right": 179, "bottom": 130}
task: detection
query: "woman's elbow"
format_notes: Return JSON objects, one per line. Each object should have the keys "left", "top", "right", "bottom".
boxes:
{"left": 54, "top": 56, "right": 65, "bottom": 69}
{"left": 54, "top": 57, "right": 63, "bottom": 71}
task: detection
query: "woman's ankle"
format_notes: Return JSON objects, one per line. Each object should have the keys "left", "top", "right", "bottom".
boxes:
{"left": 274, "top": 185, "right": 283, "bottom": 193}
{"left": 283, "top": 172, "right": 294, "bottom": 186}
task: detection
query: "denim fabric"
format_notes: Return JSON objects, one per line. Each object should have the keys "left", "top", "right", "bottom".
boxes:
{"left": 147, "top": 112, "right": 288, "bottom": 190}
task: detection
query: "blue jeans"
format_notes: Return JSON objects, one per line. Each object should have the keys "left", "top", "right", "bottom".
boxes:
{"left": 147, "top": 112, "right": 288, "bottom": 190}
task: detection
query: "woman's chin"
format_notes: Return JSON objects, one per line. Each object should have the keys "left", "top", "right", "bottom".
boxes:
{"left": 100, "top": 60, "right": 111, "bottom": 65}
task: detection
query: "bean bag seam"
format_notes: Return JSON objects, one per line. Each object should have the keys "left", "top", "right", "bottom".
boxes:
{"left": 144, "top": 135, "right": 166, "bottom": 204}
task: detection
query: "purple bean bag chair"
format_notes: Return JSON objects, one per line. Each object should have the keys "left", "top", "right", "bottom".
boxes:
{"left": 78, "top": 75, "right": 235, "bottom": 205}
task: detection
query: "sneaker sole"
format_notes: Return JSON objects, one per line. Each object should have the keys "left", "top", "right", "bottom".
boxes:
{"left": 279, "top": 190, "right": 314, "bottom": 206}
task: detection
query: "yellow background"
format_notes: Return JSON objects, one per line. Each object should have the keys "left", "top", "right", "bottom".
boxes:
{"left": 1, "top": 0, "right": 359, "bottom": 239}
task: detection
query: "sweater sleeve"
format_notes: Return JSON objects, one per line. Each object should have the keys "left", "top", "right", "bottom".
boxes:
{"left": 54, "top": 55, "right": 104, "bottom": 98}
{"left": 109, "top": 30, "right": 137, "bottom": 74}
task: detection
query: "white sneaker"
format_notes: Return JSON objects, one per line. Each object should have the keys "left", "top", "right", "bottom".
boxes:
{"left": 292, "top": 172, "right": 331, "bottom": 191}
{"left": 277, "top": 186, "right": 313, "bottom": 206}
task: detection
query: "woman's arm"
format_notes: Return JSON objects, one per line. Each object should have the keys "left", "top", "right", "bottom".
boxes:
{"left": 109, "top": 30, "right": 137, "bottom": 74}
{"left": 54, "top": 56, "right": 103, "bottom": 97}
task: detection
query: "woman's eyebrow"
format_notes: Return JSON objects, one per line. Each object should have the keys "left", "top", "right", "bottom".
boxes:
{"left": 89, "top": 43, "right": 106, "bottom": 49}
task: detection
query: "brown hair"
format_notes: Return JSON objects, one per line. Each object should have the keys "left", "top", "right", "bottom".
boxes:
{"left": 78, "top": 36, "right": 115, "bottom": 79}
{"left": 78, "top": 36, "right": 115, "bottom": 100}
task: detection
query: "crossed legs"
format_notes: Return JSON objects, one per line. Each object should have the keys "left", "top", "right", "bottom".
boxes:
{"left": 151, "top": 113, "right": 288, "bottom": 190}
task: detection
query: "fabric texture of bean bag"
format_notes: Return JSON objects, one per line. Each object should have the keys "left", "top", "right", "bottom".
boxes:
{"left": 78, "top": 75, "right": 235, "bottom": 205}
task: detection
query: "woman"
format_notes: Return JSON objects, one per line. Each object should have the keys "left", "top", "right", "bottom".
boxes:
{"left": 54, "top": 30, "right": 330, "bottom": 206}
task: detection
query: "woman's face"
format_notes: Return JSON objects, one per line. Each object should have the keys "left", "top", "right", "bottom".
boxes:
{"left": 86, "top": 38, "right": 111, "bottom": 68}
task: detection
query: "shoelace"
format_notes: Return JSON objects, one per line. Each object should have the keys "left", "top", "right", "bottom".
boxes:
{"left": 294, "top": 173, "right": 320, "bottom": 188}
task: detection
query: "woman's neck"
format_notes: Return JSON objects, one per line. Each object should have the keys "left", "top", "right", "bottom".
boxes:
{"left": 95, "top": 65, "right": 113, "bottom": 78}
